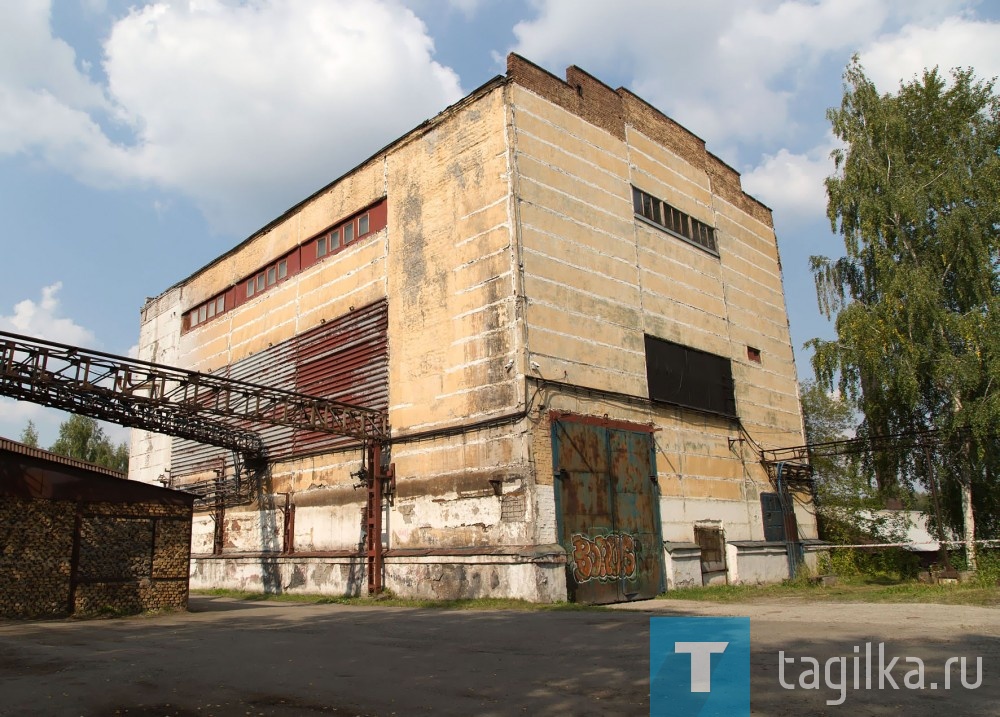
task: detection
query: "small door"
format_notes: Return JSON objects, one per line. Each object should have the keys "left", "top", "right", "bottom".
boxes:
{"left": 761, "top": 492, "right": 786, "bottom": 542}
{"left": 552, "top": 417, "right": 664, "bottom": 604}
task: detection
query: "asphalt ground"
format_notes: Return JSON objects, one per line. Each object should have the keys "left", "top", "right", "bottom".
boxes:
{"left": 1, "top": 596, "right": 997, "bottom": 716}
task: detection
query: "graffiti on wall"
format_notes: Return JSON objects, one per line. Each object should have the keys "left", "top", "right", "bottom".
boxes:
{"left": 570, "top": 532, "right": 641, "bottom": 583}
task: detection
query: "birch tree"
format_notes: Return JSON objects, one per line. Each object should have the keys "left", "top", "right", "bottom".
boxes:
{"left": 809, "top": 58, "right": 1000, "bottom": 569}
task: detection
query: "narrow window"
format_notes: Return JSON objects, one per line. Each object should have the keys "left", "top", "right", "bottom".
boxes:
{"left": 256, "top": 274, "right": 264, "bottom": 292}
{"left": 247, "top": 280, "right": 255, "bottom": 298}
{"left": 343, "top": 222, "right": 354, "bottom": 244}
{"left": 199, "top": 305, "right": 207, "bottom": 322}
{"left": 317, "top": 236, "right": 327, "bottom": 258}
{"left": 278, "top": 260, "right": 287, "bottom": 280}
{"left": 267, "top": 267, "right": 276, "bottom": 286}
{"left": 330, "top": 229, "right": 340, "bottom": 248}
{"left": 216, "top": 296, "right": 225, "bottom": 314}
{"left": 358, "top": 214, "right": 369, "bottom": 236}
{"left": 189, "top": 311, "right": 198, "bottom": 328}
{"left": 207, "top": 301, "right": 216, "bottom": 319}
{"left": 632, "top": 185, "right": 719, "bottom": 256}
{"left": 640, "top": 192, "right": 660, "bottom": 224}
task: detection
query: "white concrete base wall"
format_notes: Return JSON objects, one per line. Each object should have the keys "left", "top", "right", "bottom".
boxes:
{"left": 664, "top": 549, "right": 702, "bottom": 590}
{"left": 386, "top": 557, "right": 567, "bottom": 603}
{"left": 191, "top": 556, "right": 365, "bottom": 595}
{"left": 190, "top": 554, "right": 568, "bottom": 602}
{"left": 727, "top": 544, "right": 789, "bottom": 584}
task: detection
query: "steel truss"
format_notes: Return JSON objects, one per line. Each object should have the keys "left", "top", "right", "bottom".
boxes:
{"left": 1, "top": 330, "right": 394, "bottom": 594}
{"left": 0, "top": 330, "right": 388, "bottom": 462}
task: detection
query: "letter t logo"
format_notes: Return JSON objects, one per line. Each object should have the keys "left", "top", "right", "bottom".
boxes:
{"left": 675, "top": 642, "right": 729, "bottom": 692}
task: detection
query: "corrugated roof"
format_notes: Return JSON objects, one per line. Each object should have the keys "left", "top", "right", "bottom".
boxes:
{"left": 0, "top": 436, "right": 127, "bottom": 479}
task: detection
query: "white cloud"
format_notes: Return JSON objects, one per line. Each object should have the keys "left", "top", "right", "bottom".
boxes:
{"left": 449, "top": 0, "right": 484, "bottom": 18}
{"left": 0, "top": 1, "right": 107, "bottom": 109}
{"left": 509, "top": 0, "right": 984, "bottom": 153}
{"left": 510, "top": 0, "right": 889, "bottom": 149}
{"left": 742, "top": 136, "right": 841, "bottom": 224}
{"left": 860, "top": 17, "right": 1000, "bottom": 91}
{"left": 0, "top": 2, "right": 128, "bottom": 180}
{"left": 0, "top": 283, "right": 97, "bottom": 346}
{"left": 0, "top": 0, "right": 463, "bottom": 234}
{"left": 0, "top": 398, "right": 63, "bottom": 444}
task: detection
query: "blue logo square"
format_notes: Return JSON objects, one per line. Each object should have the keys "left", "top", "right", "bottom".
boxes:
{"left": 650, "top": 617, "right": 750, "bottom": 716}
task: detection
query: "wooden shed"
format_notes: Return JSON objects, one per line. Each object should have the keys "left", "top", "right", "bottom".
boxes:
{"left": 0, "top": 437, "right": 194, "bottom": 619}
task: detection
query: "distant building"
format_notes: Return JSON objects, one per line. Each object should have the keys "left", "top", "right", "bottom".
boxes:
{"left": 130, "top": 54, "right": 816, "bottom": 603}
{"left": 0, "top": 437, "right": 193, "bottom": 618}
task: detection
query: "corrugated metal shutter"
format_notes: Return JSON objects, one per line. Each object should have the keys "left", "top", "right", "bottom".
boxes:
{"left": 292, "top": 300, "right": 388, "bottom": 454}
{"left": 170, "top": 300, "right": 388, "bottom": 477}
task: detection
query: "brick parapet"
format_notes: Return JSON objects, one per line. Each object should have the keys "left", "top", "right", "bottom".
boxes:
{"left": 506, "top": 53, "right": 774, "bottom": 229}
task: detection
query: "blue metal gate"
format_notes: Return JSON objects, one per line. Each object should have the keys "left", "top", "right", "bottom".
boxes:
{"left": 551, "top": 414, "right": 665, "bottom": 604}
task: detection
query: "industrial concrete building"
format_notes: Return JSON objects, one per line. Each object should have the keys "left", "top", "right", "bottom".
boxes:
{"left": 129, "top": 54, "right": 817, "bottom": 603}
{"left": 0, "top": 437, "right": 194, "bottom": 618}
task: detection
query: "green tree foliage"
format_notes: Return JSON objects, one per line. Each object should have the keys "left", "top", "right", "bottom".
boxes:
{"left": 800, "top": 380, "right": 858, "bottom": 503}
{"left": 800, "top": 380, "right": 905, "bottom": 546}
{"left": 18, "top": 420, "right": 39, "bottom": 447}
{"left": 808, "top": 58, "right": 1000, "bottom": 561}
{"left": 49, "top": 415, "right": 129, "bottom": 473}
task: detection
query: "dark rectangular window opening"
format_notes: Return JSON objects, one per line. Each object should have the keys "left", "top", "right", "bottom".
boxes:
{"left": 632, "top": 186, "right": 718, "bottom": 254}
{"left": 747, "top": 346, "right": 762, "bottom": 363}
{"left": 645, "top": 334, "right": 736, "bottom": 417}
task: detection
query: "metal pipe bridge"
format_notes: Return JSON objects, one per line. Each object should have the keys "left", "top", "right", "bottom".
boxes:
{"left": 0, "top": 330, "right": 394, "bottom": 593}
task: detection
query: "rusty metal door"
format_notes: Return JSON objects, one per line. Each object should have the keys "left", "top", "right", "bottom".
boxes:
{"left": 552, "top": 416, "right": 664, "bottom": 604}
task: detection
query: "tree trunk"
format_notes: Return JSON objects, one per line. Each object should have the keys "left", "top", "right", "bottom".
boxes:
{"left": 962, "top": 475, "right": 976, "bottom": 571}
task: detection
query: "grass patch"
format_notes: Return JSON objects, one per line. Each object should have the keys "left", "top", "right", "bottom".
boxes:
{"left": 191, "top": 588, "right": 601, "bottom": 611}
{"left": 658, "top": 577, "right": 1000, "bottom": 607}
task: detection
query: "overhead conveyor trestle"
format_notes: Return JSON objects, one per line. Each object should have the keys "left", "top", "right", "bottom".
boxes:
{"left": 0, "top": 330, "right": 388, "bottom": 462}
{"left": 0, "top": 329, "right": 393, "bottom": 594}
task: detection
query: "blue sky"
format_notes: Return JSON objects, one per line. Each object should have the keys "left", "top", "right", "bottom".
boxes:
{"left": 2, "top": 0, "right": 999, "bottom": 447}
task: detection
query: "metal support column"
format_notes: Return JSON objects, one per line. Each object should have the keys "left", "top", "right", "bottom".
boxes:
{"left": 364, "top": 442, "right": 395, "bottom": 595}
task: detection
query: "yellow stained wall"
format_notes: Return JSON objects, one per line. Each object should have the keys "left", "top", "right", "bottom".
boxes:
{"left": 132, "top": 57, "right": 814, "bottom": 558}
{"left": 508, "top": 61, "right": 812, "bottom": 543}
{"left": 133, "top": 82, "right": 533, "bottom": 551}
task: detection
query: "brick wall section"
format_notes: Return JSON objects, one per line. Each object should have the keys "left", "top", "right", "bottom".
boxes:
{"left": 507, "top": 53, "right": 774, "bottom": 229}
{"left": 0, "top": 498, "right": 192, "bottom": 619}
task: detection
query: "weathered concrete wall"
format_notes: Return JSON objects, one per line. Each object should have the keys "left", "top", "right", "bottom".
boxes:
{"left": 0, "top": 496, "right": 192, "bottom": 619}
{"left": 663, "top": 544, "right": 703, "bottom": 590}
{"left": 129, "top": 286, "right": 184, "bottom": 486}
{"left": 137, "top": 82, "right": 535, "bottom": 598}
{"left": 190, "top": 552, "right": 566, "bottom": 602}
{"left": 508, "top": 55, "right": 814, "bottom": 554}
{"left": 725, "top": 543, "right": 821, "bottom": 585}
{"left": 133, "top": 55, "right": 813, "bottom": 600}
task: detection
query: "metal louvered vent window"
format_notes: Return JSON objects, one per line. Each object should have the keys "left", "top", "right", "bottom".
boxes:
{"left": 632, "top": 186, "right": 718, "bottom": 255}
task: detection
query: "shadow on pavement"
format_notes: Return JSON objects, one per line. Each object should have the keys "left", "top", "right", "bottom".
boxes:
{"left": 0, "top": 599, "right": 996, "bottom": 717}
